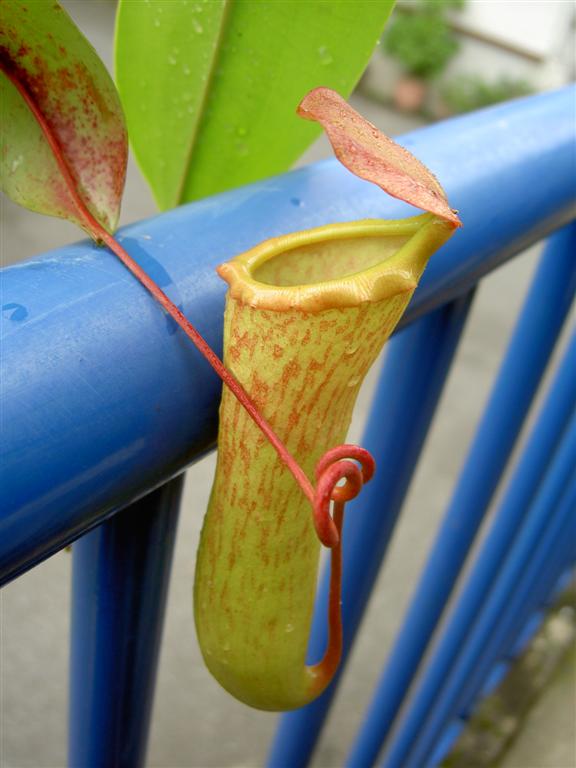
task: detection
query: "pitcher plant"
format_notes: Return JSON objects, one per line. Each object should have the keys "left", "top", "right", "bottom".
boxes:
{"left": 194, "top": 89, "right": 461, "bottom": 710}
{"left": 0, "top": 30, "right": 461, "bottom": 710}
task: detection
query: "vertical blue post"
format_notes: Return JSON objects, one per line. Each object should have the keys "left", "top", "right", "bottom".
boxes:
{"left": 493, "top": 509, "right": 576, "bottom": 678}
{"left": 347, "top": 225, "right": 576, "bottom": 768}
{"left": 69, "top": 474, "right": 184, "bottom": 768}
{"left": 268, "top": 293, "right": 474, "bottom": 768}
{"left": 456, "top": 482, "right": 576, "bottom": 721}
{"left": 378, "top": 333, "right": 575, "bottom": 768}
{"left": 404, "top": 417, "right": 576, "bottom": 768}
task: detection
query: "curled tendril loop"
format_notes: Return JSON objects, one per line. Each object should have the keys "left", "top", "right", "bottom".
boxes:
{"left": 313, "top": 444, "right": 375, "bottom": 548}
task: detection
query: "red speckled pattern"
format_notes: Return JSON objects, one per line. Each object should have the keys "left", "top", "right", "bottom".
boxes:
{"left": 298, "top": 88, "right": 461, "bottom": 228}
{"left": 194, "top": 290, "right": 412, "bottom": 710}
{"left": 0, "top": 1, "right": 127, "bottom": 231}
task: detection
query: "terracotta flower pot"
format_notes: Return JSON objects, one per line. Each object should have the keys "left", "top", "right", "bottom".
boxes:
{"left": 394, "top": 75, "right": 427, "bottom": 113}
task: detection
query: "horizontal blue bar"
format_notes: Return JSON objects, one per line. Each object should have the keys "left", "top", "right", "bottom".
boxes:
{"left": 1, "top": 87, "right": 575, "bottom": 585}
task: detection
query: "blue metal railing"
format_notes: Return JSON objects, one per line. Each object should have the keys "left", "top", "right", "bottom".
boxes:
{"left": 345, "top": 227, "right": 576, "bottom": 768}
{"left": 1, "top": 86, "right": 575, "bottom": 766}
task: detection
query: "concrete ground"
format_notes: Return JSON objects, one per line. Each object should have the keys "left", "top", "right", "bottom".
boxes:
{"left": 1, "top": 3, "right": 574, "bottom": 767}
{"left": 501, "top": 645, "right": 576, "bottom": 768}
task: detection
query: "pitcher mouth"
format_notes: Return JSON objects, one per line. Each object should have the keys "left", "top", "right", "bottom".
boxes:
{"left": 217, "top": 213, "right": 454, "bottom": 313}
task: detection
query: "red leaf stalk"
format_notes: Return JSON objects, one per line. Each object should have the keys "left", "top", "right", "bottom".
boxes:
{"left": 2, "top": 62, "right": 369, "bottom": 686}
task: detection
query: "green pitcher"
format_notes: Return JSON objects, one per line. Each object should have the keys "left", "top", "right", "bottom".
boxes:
{"left": 194, "top": 213, "right": 455, "bottom": 710}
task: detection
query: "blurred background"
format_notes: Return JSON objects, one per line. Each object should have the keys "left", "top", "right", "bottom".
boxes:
{"left": 1, "top": 2, "right": 574, "bottom": 767}
{"left": 362, "top": 0, "right": 574, "bottom": 119}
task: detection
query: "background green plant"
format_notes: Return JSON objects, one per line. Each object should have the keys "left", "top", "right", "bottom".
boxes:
{"left": 383, "top": 0, "right": 464, "bottom": 80}
{"left": 440, "top": 74, "right": 535, "bottom": 114}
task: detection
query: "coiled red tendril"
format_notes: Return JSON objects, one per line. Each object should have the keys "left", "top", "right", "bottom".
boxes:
{"left": 313, "top": 445, "right": 375, "bottom": 548}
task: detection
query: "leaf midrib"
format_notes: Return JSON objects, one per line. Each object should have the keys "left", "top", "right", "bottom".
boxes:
{"left": 174, "top": 0, "right": 232, "bottom": 207}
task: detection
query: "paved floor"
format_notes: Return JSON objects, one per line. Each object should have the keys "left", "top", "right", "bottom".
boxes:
{"left": 501, "top": 645, "right": 576, "bottom": 768}
{"left": 1, "top": 3, "right": 573, "bottom": 767}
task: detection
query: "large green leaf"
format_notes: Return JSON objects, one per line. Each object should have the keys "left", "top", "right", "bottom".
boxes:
{"left": 115, "top": 0, "right": 395, "bottom": 210}
{"left": 0, "top": 0, "right": 127, "bottom": 234}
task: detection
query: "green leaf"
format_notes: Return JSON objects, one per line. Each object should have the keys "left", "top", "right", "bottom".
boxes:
{"left": 115, "top": 0, "right": 395, "bottom": 210}
{"left": 0, "top": 0, "right": 128, "bottom": 234}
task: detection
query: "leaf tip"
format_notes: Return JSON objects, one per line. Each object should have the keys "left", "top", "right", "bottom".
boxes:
{"left": 297, "top": 87, "right": 462, "bottom": 228}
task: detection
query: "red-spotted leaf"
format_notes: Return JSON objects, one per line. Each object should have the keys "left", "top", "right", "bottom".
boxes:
{"left": 297, "top": 87, "right": 461, "bottom": 227}
{"left": 0, "top": 0, "right": 127, "bottom": 235}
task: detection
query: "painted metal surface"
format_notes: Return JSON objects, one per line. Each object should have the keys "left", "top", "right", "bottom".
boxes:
{"left": 1, "top": 87, "right": 575, "bottom": 768}
{"left": 69, "top": 474, "right": 184, "bottom": 768}
{"left": 2, "top": 87, "right": 575, "bottom": 586}
{"left": 406, "top": 418, "right": 576, "bottom": 767}
{"left": 345, "top": 225, "right": 576, "bottom": 768}
{"left": 377, "top": 329, "right": 576, "bottom": 768}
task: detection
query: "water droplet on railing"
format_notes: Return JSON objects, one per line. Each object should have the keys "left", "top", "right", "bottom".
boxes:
{"left": 2, "top": 303, "right": 28, "bottom": 322}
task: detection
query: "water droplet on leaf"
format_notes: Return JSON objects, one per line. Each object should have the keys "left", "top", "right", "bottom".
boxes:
{"left": 318, "top": 45, "right": 333, "bottom": 66}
